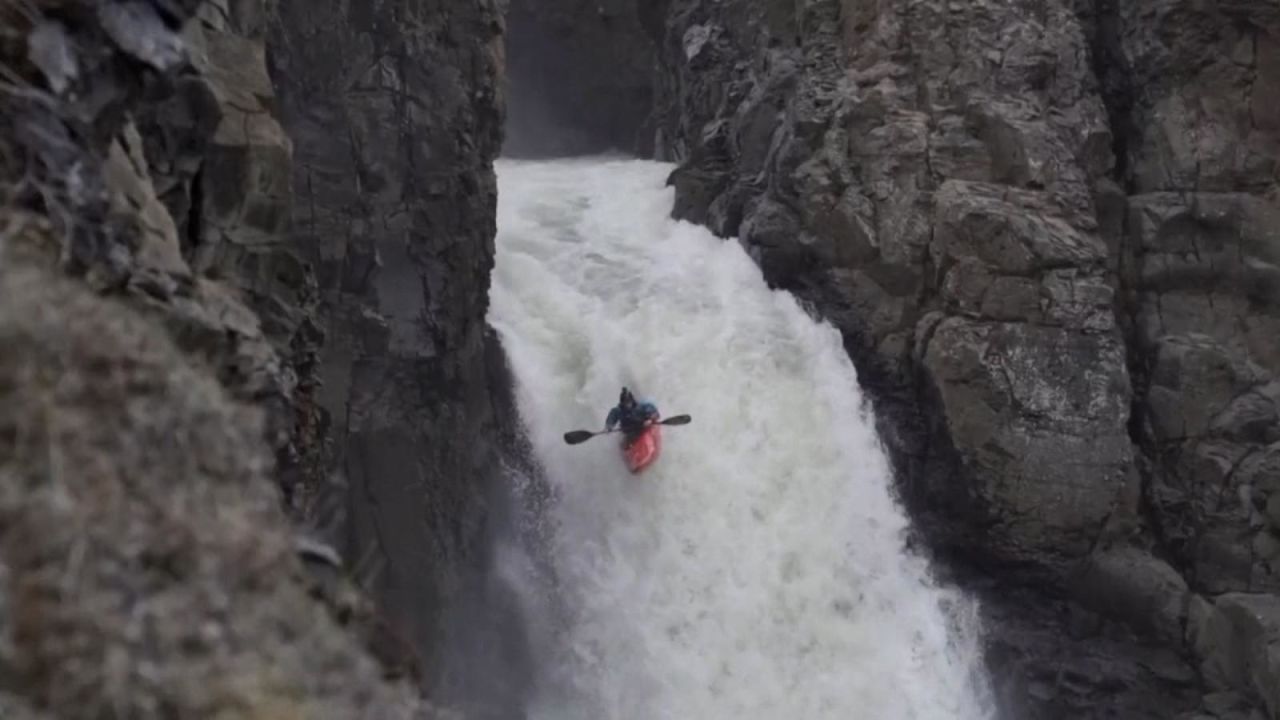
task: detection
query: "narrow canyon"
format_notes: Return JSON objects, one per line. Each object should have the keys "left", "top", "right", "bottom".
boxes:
{"left": 1, "top": 1, "right": 1277, "bottom": 718}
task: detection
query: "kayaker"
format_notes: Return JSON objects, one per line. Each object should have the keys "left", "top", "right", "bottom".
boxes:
{"left": 605, "top": 387, "right": 660, "bottom": 443}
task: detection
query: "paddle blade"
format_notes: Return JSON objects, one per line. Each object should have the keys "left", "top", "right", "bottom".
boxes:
{"left": 660, "top": 414, "right": 692, "bottom": 426}
{"left": 563, "top": 430, "right": 597, "bottom": 445}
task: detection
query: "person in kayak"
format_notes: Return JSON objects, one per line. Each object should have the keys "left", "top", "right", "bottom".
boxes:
{"left": 605, "top": 387, "right": 660, "bottom": 444}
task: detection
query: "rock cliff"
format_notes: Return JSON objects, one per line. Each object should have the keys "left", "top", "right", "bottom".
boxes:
{"left": 267, "top": 0, "right": 528, "bottom": 713}
{"left": 2, "top": 0, "right": 520, "bottom": 716}
{"left": 0, "top": 0, "right": 458, "bottom": 716}
{"left": 644, "top": 0, "right": 1280, "bottom": 717}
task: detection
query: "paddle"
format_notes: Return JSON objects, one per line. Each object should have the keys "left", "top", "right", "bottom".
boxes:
{"left": 563, "top": 414, "right": 692, "bottom": 445}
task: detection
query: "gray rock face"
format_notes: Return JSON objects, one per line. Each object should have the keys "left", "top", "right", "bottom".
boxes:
{"left": 0, "top": 0, "right": 454, "bottom": 715}
{"left": 135, "top": 0, "right": 329, "bottom": 510}
{"left": 268, "top": 1, "right": 528, "bottom": 712}
{"left": 656, "top": 0, "right": 1133, "bottom": 572}
{"left": 646, "top": 0, "right": 1279, "bottom": 715}
{"left": 1096, "top": 2, "right": 1280, "bottom": 600}
{"left": 505, "top": 0, "right": 659, "bottom": 157}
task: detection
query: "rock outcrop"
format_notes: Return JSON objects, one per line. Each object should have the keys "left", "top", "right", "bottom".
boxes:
{"left": 268, "top": 1, "right": 528, "bottom": 713}
{"left": 645, "top": 0, "right": 1280, "bottom": 716}
{"left": 0, "top": 0, "right": 459, "bottom": 716}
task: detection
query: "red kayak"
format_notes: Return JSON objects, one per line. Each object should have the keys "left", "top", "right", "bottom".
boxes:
{"left": 623, "top": 424, "right": 662, "bottom": 474}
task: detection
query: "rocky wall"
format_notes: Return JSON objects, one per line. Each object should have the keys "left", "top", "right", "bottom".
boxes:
{"left": 649, "top": 0, "right": 1280, "bottom": 716}
{"left": 267, "top": 1, "right": 528, "bottom": 714}
{"left": 0, "top": 0, "right": 449, "bottom": 716}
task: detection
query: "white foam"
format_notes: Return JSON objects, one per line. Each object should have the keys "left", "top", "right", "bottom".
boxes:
{"left": 489, "top": 157, "right": 994, "bottom": 720}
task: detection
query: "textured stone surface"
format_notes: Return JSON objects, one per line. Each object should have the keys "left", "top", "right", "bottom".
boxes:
{"left": 269, "top": 1, "right": 527, "bottom": 713}
{"left": 1100, "top": 0, "right": 1280, "bottom": 603}
{"left": 0, "top": 252, "right": 437, "bottom": 720}
{"left": 138, "top": 0, "right": 327, "bottom": 508}
{"left": 646, "top": 0, "right": 1279, "bottom": 716}
{"left": 976, "top": 579, "right": 1200, "bottom": 719}
{"left": 0, "top": 0, "right": 453, "bottom": 715}
{"left": 654, "top": 0, "right": 1131, "bottom": 574}
{"left": 6, "top": 0, "right": 326, "bottom": 510}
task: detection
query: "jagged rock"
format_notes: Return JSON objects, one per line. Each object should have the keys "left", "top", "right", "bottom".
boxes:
{"left": 3, "top": 0, "right": 313, "bottom": 496}
{"left": 179, "top": 11, "right": 293, "bottom": 277}
{"left": 99, "top": 2, "right": 188, "bottom": 70}
{"left": 1, "top": 0, "right": 442, "bottom": 714}
{"left": 1204, "top": 691, "right": 1254, "bottom": 718}
{"left": 1100, "top": 0, "right": 1280, "bottom": 602}
{"left": 102, "top": 122, "right": 188, "bottom": 278}
{"left": 505, "top": 0, "right": 658, "bottom": 156}
{"left": 656, "top": 0, "right": 1134, "bottom": 577}
{"left": 26, "top": 20, "right": 78, "bottom": 93}
{"left": 977, "top": 581, "right": 1200, "bottom": 720}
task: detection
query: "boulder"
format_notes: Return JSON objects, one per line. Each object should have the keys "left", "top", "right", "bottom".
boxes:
{"left": 1073, "top": 546, "right": 1191, "bottom": 644}
{"left": 1190, "top": 593, "right": 1280, "bottom": 717}
{"left": 922, "top": 317, "right": 1131, "bottom": 570}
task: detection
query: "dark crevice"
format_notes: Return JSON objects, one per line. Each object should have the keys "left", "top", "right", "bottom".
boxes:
{"left": 503, "top": 0, "right": 658, "bottom": 158}
{"left": 1082, "top": 0, "right": 1180, "bottom": 576}
{"left": 185, "top": 168, "right": 204, "bottom": 258}
{"left": 1087, "top": 0, "right": 1138, "bottom": 194}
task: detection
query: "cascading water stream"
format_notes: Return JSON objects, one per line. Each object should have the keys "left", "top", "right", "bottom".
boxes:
{"left": 488, "top": 157, "right": 994, "bottom": 719}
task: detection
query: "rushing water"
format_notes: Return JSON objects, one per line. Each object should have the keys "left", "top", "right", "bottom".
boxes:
{"left": 488, "top": 157, "right": 993, "bottom": 720}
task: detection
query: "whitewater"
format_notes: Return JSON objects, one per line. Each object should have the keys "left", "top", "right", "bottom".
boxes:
{"left": 488, "top": 157, "right": 994, "bottom": 720}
